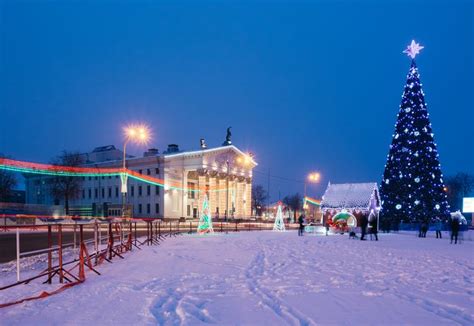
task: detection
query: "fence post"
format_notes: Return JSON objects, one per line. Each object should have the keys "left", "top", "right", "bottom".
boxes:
{"left": 94, "top": 220, "right": 98, "bottom": 260}
{"left": 58, "top": 224, "right": 64, "bottom": 283}
{"left": 73, "top": 222, "right": 77, "bottom": 250}
{"left": 47, "top": 225, "right": 52, "bottom": 284}
{"left": 79, "top": 224, "right": 85, "bottom": 280}
{"left": 16, "top": 227, "right": 20, "bottom": 282}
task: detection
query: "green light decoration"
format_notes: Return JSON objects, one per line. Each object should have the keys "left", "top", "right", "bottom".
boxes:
{"left": 273, "top": 202, "right": 286, "bottom": 232}
{"left": 197, "top": 195, "right": 214, "bottom": 234}
{"left": 304, "top": 196, "right": 321, "bottom": 206}
{"left": 0, "top": 160, "right": 230, "bottom": 193}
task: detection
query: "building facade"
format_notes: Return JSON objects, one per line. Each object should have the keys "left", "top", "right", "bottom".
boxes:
{"left": 25, "top": 144, "right": 257, "bottom": 220}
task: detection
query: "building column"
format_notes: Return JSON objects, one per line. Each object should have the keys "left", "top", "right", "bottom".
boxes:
{"left": 197, "top": 173, "right": 207, "bottom": 216}
{"left": 218, "top": 178, "right": 226, "bottom": 218}
{"left": 245, "top": 182, "right": 252, "bottom": 217}
{"left": 209, "top": 176, "right": 217, "bottom": 216}
{"left": 181, "top": 170, "right": 188, "bottom": 218}
{"left": 236, "top": 180, "right": 244, "bottom": 218}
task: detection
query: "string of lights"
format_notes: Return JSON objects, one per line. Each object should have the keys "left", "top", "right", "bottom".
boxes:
{"left": 0, "top": 158, "right": 230, "bottom": 193}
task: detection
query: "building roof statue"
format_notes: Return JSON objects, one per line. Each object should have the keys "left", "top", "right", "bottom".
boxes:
{"left": 222, "top": 127, "right": 232, "bottom": 146}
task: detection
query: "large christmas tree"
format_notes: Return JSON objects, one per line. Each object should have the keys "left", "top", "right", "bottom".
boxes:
{"left": 380, "top": 40, "right": 450, "bottom": 225}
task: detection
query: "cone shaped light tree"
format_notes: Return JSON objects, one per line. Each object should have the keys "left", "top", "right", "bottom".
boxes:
{"left": 273, "top": 202, "right": 286, "bottom": 231}
{"left": 380, "top": 40, "right": 450, "bottom": 226}
{"left": 197, "top": 195, "right": 214, "bottom": 234}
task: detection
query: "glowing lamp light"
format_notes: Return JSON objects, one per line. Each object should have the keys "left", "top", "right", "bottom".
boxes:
{"left": 308, "top": 172, "right": 321, "bottom": 183}
{"left": 124, "top": 124, "right": 151, "bottom": 145}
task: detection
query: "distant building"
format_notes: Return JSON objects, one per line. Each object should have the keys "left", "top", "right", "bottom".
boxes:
{"left": 321, "top": 182, "right": 381, "bottom": 227}
{"left": 25, "top": 143, "right": 257, "bottom": 220}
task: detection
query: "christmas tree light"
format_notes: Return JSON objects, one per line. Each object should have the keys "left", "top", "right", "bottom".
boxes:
{"left": 380, "top": 40, "right": 450, "bottom": 226}
{"left": 273, "top": 202, "right": 286, "bottom": 231}
{"left": 197, "top": 195, "right": 214, "bottom": 234}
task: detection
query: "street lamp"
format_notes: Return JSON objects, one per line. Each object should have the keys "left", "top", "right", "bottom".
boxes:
{"left": 304, "top": 172, "right": 321, "bottom": 199}
{"left": 121, "top": 124, "right": 150, "bottom": 218}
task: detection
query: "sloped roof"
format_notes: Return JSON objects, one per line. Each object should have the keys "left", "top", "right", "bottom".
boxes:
{"left": 321, "top": 182, "right": 379, "bottom": 209}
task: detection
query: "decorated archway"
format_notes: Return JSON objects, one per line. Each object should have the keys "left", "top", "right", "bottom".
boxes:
{"left": 332, "top": 210, "right": 357, "bottom": 227}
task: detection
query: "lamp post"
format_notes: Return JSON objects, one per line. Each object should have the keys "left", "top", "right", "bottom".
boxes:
{"left": 121, "top": 125, "right": 150, "bottom": 218}
{"left": 304, "top": 172, "right": 321, "bottom": 220}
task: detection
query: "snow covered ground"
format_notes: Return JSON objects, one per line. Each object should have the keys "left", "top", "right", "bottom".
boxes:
{"left": 1, "top": 230, "right": 473, "bottom": 325}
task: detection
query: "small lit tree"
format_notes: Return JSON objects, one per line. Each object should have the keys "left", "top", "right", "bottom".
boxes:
{"left": 273, "top": 202, "right": 286, "bottom": 231}
{"left": 197, "top": 195, "right": 214, "bottom": 234}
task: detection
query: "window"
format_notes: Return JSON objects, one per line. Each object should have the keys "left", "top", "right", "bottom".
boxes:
{"left": 108, "top": 176, "right": 111, "bottom": 179}
{"left": 188, "top": 182, "right": 195, "bottom": 199}
{"left": 88, "top": 189, "right": 92, "bottom": 199}
{"left": 116, "top": 175, "right": 119, "bottom": 179}
{"left": 108, "top": 187, "right": 112, "bottom": 198}
{"left": 101, "top": 188, "right": 105, "bottom": 198}
{"left": 131, "top": 186, "right": 134, "bottom": 197}
{"left": 138, "top": 186, "right": 142, "bottom": 196}
{"left": 101, "top": 176, "right": 104, "bottom": 180}
{"left": 187, "top": 205, "right": 190, "bottom": 216}
{"left": 138, "top": 204, "right": 142, "bottom": 214}
{"left": 146, "top": 203, "right": 150, "bottom": 214}
{"left": 115, "top": 187, "right": 119, "bottom": 197}
{"left": 88, "top": 177, "right": 91, "bottom": 181}
{"left": 155, "top": 186, "right": 160, "bottom": 195}
{"left": 147, "top": 169, "right": 150, "bottom": 175}
{"left": 94, "top": 188, "right": 98, "bottom": 198}
{"left": 155, "top": 203, "right": 160, "bottom": 214}
{"left": 82, "top": 189, "right": 85, "bottom": 199}
{"left": 95, "top": 176, "right": 97, "bottom": 180}
{"left": 147, "top": 185, "right": 150, "bottom": 196}
{"left": 155, "top": 168, "right": 159, "bottom": 174}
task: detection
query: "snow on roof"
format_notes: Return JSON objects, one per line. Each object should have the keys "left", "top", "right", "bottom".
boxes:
{"left": 321, "top": 182, "right": 379, "bottom": 210}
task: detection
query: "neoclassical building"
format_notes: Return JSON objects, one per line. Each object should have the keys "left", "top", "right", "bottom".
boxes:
{"left": 25, "top": 143, "right": 257, "bottom": 220}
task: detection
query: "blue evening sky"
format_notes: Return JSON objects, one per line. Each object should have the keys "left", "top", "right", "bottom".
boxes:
{"left": 0, "top": 0, "right": 472, "bottom": 200}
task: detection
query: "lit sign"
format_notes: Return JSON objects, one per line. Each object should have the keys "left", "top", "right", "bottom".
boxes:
{"left": 463, "top": 197, "right": 474, "bottom": 213}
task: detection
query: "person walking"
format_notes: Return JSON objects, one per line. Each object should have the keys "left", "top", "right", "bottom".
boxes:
{"left": 435, "top": 217, "right": 442, "bottom": 239}
{"left": 298, "top": 214, "right": 305, "bottom": 236}
{"left": 368, "top": 210, "right": 378, "bottom": 241}
{"left": 450, "top": 215, "right": 460, "bottom": 244}
{"left": 360, "top": 214, "right": 368, "bottom": 241}
{"left": 420, "top": 221, "right": 428, "bottom": 238}
{"left": 325, "top": 220, "right": 330, "bottom": 236}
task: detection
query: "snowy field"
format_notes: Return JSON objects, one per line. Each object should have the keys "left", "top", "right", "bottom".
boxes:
{"left": 1, "top": 230, "right": 473, "bottom": 325}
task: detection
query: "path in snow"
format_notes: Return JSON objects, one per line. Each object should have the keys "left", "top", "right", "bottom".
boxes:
{"left": 0, "top": 231, "right": 473, "bottom": 325}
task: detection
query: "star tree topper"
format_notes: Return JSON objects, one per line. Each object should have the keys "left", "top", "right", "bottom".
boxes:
{"left": 403, "top": 40, "right": 424, "bottom": 59}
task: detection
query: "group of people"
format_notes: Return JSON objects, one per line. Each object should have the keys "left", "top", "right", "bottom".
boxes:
{"left": 297, "top": 212, "right": 464, "bottom": 244}
{"left": 419, "top": 216, "right": 462, "bottom": 244}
